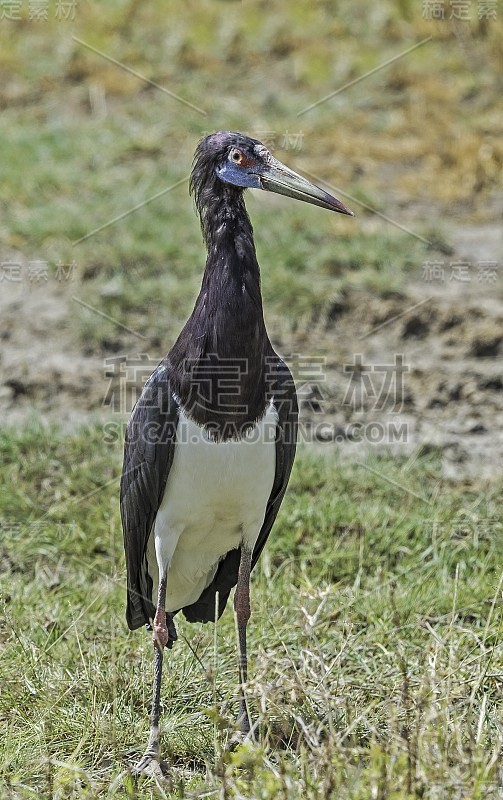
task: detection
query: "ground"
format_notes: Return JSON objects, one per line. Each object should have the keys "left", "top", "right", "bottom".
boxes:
{"left": 0, "top": 2, "right": 502, "bottom": 798}
{"left": 2, "top": 219, "right": 502, "bottom": 476}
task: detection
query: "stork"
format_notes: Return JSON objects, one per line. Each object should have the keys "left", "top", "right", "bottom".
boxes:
{"left": 120, "top": 131, "right": 354, "bottom": 775}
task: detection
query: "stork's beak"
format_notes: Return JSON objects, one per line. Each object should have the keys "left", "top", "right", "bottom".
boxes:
{"left": 258, "top": 156, "right": 354, "bottom": 216}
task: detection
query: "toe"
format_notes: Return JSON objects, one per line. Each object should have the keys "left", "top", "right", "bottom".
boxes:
{"left": 132, "top": 756, "right": 167, "bottom": 779}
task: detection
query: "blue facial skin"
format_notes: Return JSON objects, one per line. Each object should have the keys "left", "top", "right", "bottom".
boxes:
{"left": 216, "top": 158, "right": 262, "bottom": 189}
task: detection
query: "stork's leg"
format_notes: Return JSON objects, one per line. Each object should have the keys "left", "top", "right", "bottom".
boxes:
{"left": 234, "top": 544, "right": 253, "bottom": 735}
{"left": 132, "top": 576, "right": 177, "bottom": 777}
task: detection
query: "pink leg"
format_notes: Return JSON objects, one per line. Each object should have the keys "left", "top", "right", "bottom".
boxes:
{"left": 152, "top": 577, "right": 178, "bottom": 650}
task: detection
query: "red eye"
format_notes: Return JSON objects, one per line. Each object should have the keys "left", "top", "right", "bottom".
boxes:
{"left": 229, "top": 148, "right": 243, "bottom": 164}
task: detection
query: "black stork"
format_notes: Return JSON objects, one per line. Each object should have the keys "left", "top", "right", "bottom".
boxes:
{"left": 120, "top": 131, "right": 354, "bottom": 775}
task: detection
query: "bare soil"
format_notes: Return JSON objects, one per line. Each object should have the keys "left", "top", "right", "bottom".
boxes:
{"left": 1, "top": 221, "right": 502, "bottom": 478}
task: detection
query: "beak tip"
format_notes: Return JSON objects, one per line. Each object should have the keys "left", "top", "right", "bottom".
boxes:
{"left": 335, "top": 202, "right": 355, "bottom": 217}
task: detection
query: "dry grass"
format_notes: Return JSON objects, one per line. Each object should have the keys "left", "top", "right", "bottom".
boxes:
{"left": 1, "top": 428, "right": 503, "bottom": 797}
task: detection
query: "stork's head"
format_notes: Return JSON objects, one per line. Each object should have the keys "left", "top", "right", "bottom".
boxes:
{"left": 190, "top": 131, "right": 354, "bottom": 216}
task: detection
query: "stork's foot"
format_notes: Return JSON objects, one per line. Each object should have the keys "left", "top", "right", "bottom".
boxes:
{"left": 226, "top": 729, "right": 249, "bottom": 752}
{"left": 226, "top": 714, "right": 258, "bottom": 751}
{"left": 132, "top": 750, "right": 169, "bottom": 779}
{"left": 226, "top": 727, "right": 258, "bottom": 752}
{"left": 131, "top": 728, "right": 169, "bottom": 779}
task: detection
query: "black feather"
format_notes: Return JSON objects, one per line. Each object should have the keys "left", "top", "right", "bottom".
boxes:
{"left": 120, "top": 133, "right": 298, "bottom": 629}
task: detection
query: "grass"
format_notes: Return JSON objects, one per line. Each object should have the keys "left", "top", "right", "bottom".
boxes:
{"left": 1, "top": 0, "right": 502, "bottom": 796}
{"left": 1, "top": 0, "right": 502, "bottom": 354}
{"left": 1, "top": 425, "right": 503, "bottom": 798}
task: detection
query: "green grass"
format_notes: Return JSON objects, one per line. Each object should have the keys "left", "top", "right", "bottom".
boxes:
{"left": 1, "top": 0, "right": 502, "bottom": 356}
{"left": 1, "top": 425, "right": 503, "bottom": 798}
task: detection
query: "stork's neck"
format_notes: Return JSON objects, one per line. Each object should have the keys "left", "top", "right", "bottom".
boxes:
{"left": 167, "top": 185, "right": 275, "bottom": 440}
{"left": 201, "top": 187, "right": 262, "bottom": 301}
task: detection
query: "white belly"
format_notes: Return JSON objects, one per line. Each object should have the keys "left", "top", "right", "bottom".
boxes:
{"left": 148, "top": 401, "right": 278, "bottom": 612}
